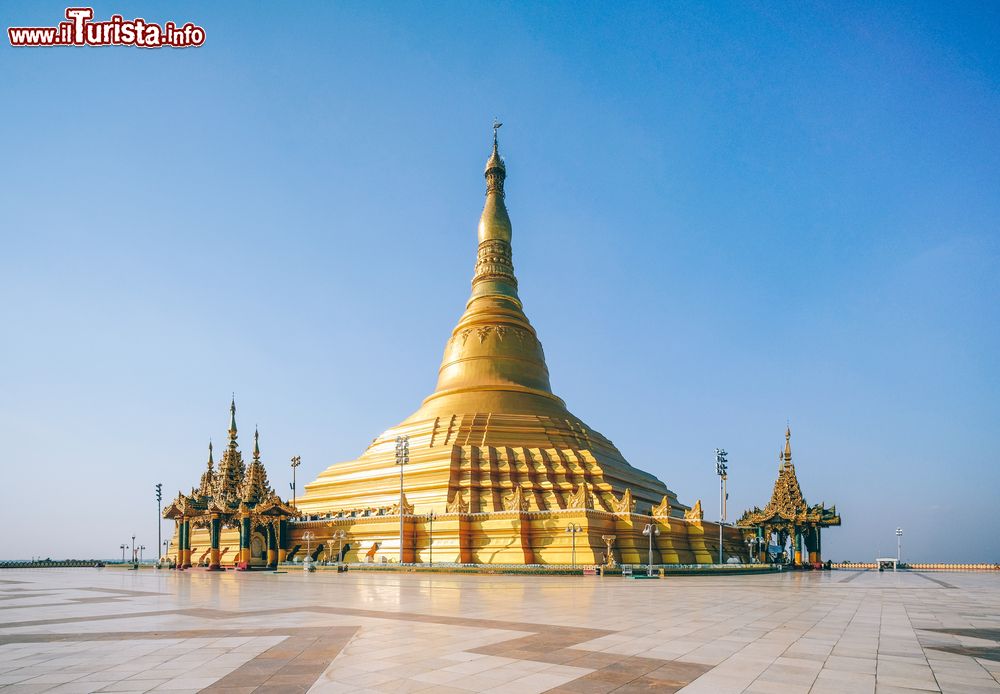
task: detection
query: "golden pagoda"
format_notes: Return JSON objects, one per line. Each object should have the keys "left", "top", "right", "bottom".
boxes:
{"left": 280, "top": 127, "right": 746, "bottom": 566}
{"left": 737, "top": 427, "right": 841, "bottom": 566}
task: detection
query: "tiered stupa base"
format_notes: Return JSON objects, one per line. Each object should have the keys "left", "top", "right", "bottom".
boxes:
{"left": 182, "top": 511, "right": 747, "bottom": 567}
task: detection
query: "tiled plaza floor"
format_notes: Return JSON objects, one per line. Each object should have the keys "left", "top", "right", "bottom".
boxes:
{"left": 0, "top": 568, "right": 998, "bottom": 693}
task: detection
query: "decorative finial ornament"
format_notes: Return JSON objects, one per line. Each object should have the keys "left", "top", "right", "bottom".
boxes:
{"left": 253, "top": 427, "right": 260, "bottom": 460}
{"left": 485, "top": 120, "right": 506, "bottom": 195}
{"left": 784, "top": 425, "right": 793, "bottom": 464}
{"left": 208, "top": 440, "right": 214, "bottom": 465}
{"left": 228, "top": 397, "right": 238, "bottom": 442}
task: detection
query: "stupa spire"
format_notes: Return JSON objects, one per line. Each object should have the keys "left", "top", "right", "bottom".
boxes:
{"left": 471, "top": 120, "right": 517, "bottom": 303}
{"left": 415, "top": 125, "right": 561, "bottom": 416}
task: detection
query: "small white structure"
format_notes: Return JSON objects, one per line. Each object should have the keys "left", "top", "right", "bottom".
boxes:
{"left": 876, "top": 557, "right": 898, "bottom": 572}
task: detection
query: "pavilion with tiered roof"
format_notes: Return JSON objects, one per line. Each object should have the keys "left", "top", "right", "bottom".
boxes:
{"left": 163, "top": 399, "right": 295, "bottom": 569}
{"left": 738, "top": 427, "right": 841, "bottom": 566}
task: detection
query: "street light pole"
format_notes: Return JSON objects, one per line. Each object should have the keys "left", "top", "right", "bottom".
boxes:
{"left": 302, "top": 531, "right": 315, "bottom": 571}
{"left": 131, "top": 534, "right": 136, "bottom": 565}
{"left": 715, "top": 448, "right": 728, "bottom": 564}
{"left": 395, "top": 436, "right": 409, "bottom": 564}
{"left": 120, "top": 544, "right": 126, "bottom": 563}
{"left": 428, "top": 511, "right": 435, "bottom": 566}
{"left": 642, "top": 523, "right": 660, "bottom": 576}
{"left": 565, "top": 524, "right": 582, "bottom": 568}
{"left": 331, "top": 529, "right": 346, "bottom": 568}
{"left": 896, "top": 527, "right": 903, "bottom": 564}
{"left": 290, "top": 456, "right": 301, "bottom": 510}
{"left": 155, "top": 483, "right": 162, "bottom": 562}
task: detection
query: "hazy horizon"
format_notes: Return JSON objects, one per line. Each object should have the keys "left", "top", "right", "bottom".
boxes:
{"left": 2, "top": 1, "right": 998, "bottom": 563}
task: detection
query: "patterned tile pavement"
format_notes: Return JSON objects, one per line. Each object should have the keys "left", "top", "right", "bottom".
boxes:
{"left": 0, "top": 568, "right": 998, "bottom": 692}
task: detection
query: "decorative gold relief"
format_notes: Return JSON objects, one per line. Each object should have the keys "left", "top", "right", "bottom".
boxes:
{"left": 684, "top": 499, "right": 703, "bottom": 521}
{"left": 568, "top": 482, "right": 594, "bottom": 510}
{"left": 502, "top": 485, "right": 530, "bottom": 512}
{"left": 390, "top": 493, "right": 414, "bottom": 516}
{"left": 651, "top": 495, "right": 672, "bottom": 518}
{"left": 611, "top": 488, "right": 635, "bottom": 514}
{"left": 446, "top": 493, "right": 469, "bottom": 514}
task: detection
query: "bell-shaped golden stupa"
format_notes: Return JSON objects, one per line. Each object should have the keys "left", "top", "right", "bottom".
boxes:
{"left": 299, "top": 130, "right": 680, "bottom": 519}
{"left": 290, "top": 128, "right": 744, "bottom": 565}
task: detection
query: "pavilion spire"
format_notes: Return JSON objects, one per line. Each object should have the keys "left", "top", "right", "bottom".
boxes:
{"left": 228, "top": 396, "right": 238, "bottom": 444}
{"left": 784, "top": 425, "right": 793, "bottom": 466}
{"left": 240, "top": 427, "right": 271, "bottom": 505}
{"left": 214, "top": 398, "right": 246, "bottom": 502}
{"left": 198, "top": 440, "right": 215, "bottom": 497}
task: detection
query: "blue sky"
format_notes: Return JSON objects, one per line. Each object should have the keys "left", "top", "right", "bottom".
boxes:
{"left": 1, "top": 1, "right": 997, "bottom": 562}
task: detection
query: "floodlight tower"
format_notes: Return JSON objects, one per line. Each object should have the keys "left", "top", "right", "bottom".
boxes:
{"left": 715, "top": 448, "right": 728, "bottom": 564}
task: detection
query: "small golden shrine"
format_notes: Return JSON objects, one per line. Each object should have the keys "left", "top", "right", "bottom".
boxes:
{"left": 163, "top": 399, "right": 295, "bottom": 569}
{"left": 737, "top": 427, "right": 841, "bottom": 566}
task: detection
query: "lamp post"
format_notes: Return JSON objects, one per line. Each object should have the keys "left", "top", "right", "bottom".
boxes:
{"left": 162, "top": 540, "right": 168, "bottom": 563}
{"left": 428, "top": 511, "right": 435, "bottom": 566}
{"left": 330, "top": 529, "right": 347, "bottom": 567}
{"left": 155, "top": 483, "right": 162, "bottom": 562}
{"left": 290, "top": 456, "right": 301, "bottom": 510}
{"left": 120, "top": 544, "right": 126, "bottom": 563}
{"left": 642, "top": 523, "right": 660, "bottom": 576}
{"left": 565, "top": 523, "right": 582, "bottom": 568}
{"left": 896, "top": 527, "right": 903, "bottom": 564}
{"left": 395, "top": 436, "right": 409, "bottom": 564}
{"left": 131, "top": 534, "right": 137, "bottom": 564}
{"left": 302, "top": 531, "right": 316, "bottom": 571}
{"left": 139, "top": 545, "right": 146, "bottom": 564}
{"left": 715, "top": 448, "right": 728, "bottom": 564}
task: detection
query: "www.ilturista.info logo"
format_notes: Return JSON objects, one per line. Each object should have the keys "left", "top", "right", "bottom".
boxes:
{"left": 8, "top": 7, "right": 205, "bottom": 48}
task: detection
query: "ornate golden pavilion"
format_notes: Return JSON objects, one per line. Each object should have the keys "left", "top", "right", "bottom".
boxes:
{"left": 170, "top": 131, "right": 747, "bottom": 567}
{"left": 164, "top": 401, "right": 296, "bottom": 569}
{"left": 737, "top": 427, "right": 841, "bottom": 566}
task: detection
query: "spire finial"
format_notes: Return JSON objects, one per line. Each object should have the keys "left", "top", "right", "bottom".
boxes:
{"left": 228, "top": 396, "right": 238, "bottom": 443}
{"left": 484, "top": 120, "right": 507, "bottom": 197}
{"left": 208, "top": 440, "right": 214, "bottom": 466}
{"left": 784, "top": 424, "right": 792, "bottom": 464}
{"left": 253, "top": 427, "right": 260, "bottom": 460}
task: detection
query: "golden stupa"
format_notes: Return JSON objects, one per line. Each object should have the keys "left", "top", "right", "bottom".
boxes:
{"left": 282, "top": 128, "right": 746, "bottom": 566}
{"left": 169, "top": 128, "right": 746, "bottom": 568}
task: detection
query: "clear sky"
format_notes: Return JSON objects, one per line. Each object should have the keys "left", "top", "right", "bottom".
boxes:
{"left": 2, "top": 2, "right": 998, "bottom": 563}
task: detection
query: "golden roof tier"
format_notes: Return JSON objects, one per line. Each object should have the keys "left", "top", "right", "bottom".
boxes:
{"left": 299, "top": 128, "right": 684, "bottom": 518}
